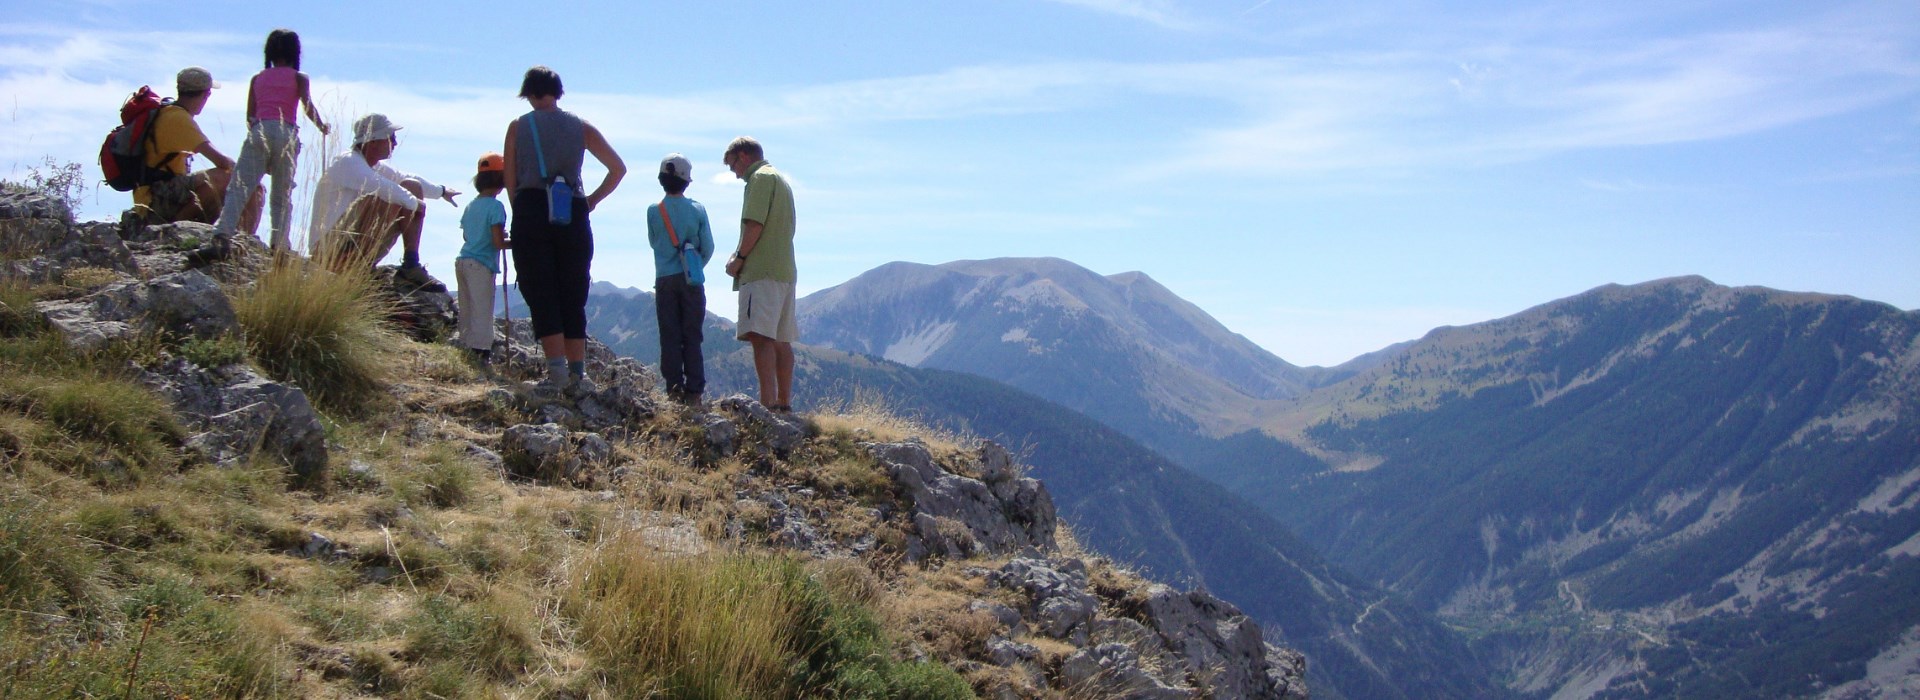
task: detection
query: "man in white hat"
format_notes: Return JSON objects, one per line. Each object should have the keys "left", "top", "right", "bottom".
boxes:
{"left": 144, "top": 67, "right": 256, "bottom": 233}
{"left": 308, "top": 112, "right": 460, "bottom": 282}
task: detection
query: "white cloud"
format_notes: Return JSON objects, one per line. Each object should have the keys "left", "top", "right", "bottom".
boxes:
{"left": 1041, "top": 0, "right": 1209, "bottom": 31}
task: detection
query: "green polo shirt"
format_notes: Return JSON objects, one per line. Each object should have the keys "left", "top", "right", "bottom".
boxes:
{"left": 738, "top": 161, "right": 797, "bottom": 286}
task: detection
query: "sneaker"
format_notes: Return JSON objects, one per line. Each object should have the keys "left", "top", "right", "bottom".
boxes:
{"left": 395, "top": 261, "right": 433, "bottom": 286}
{"left": 183, "top": 236, "right": 233, "bottom": 268}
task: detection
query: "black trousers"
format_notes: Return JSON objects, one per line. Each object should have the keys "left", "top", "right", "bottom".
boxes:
{"left": 655, "top": 274, "right": 706, "bottom": 395}
{"left": 509, "top": 190, "right": 592, "bottom": 339}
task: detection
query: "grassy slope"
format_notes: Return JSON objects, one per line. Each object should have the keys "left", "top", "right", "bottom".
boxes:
{"left": 0, "top": 264, "right": 1075, "bottom": 698}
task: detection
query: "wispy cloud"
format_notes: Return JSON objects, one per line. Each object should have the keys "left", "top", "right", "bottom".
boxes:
{"left": 1040, "top": 0, "right": 1209, "bottom": 31}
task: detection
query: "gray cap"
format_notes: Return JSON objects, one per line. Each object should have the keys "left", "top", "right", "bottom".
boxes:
{"left": 176, "top": 66, "right": 219, "bottom": 92}
{"left": 660, "top": 153, "right": 693, "bottom": 181}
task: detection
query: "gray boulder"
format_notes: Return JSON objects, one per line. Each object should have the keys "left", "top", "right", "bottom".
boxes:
{"left": 37, "top": 269, "right": 237, "bottom": 350}
{"left": 715, "top": 394, "right": 806, "bottom": 455}
{"left": 500, "top": 422, "right": 611, "bottom": 484}
{"left": 1139, "top": 584, "right": 1299, "bottom": 699}
{"left": 140, "top": 358, "right": 328, "bottom": 478}
{"left": 866, "top": 439, "right": 1056, "bottom": 561}
{"left": 1059, "top": 643, "right": 1193, "bottom": 700}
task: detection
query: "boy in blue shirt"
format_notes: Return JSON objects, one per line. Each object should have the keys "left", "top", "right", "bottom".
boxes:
{"left": 456, "top": 153, "right": 510, "bottom": 371}
{"left": 648, "top": 154, "right": 714, "bottom": 406}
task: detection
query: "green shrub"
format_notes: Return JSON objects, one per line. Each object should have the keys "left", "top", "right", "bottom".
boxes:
{"left": 176, "top": 333, "right": 250, "bottom": 369}
{"left": 235, "top": 258, "right": 401, "bottom": 415}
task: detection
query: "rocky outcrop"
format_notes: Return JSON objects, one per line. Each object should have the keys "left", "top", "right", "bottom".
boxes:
{"left": 979, "top": 556, "right": 1308, "bottom": 699}
{"left": 36, "top": 269, "right": 237, "bottom": 350}
{"left": 866, "top": 439, "right": 1056, "bottom": 561}
{"left": 139, "top": 357, "right": 329, "bottom": 478}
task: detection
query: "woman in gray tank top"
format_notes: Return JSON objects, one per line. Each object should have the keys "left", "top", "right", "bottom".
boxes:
{"left": 501, "top": 65, "right": 628, "bottom": 392}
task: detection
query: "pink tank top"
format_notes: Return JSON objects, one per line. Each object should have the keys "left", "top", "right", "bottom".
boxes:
{"left": 251, "top": 66, "right": 300, "bottom": 125}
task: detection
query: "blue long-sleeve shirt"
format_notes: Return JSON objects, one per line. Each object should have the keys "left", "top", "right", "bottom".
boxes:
{"left": 647, "top": 195, "right": 715, "bottom": 281}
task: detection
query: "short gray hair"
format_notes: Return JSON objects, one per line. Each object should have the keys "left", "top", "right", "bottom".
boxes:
{"left": 724, "top": 136, "right": 763, "bottom": 163}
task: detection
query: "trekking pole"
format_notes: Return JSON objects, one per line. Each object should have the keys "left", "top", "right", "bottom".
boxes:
{"left": 499, "top": 249, "right": 511, "bottom": 327}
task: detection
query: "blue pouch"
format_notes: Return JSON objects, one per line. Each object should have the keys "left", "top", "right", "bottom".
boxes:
{"left": 526, "top": 114, "right": 572, "bottom": 226}
{"left": 682, "top": 243, "right": 706, "bottom": 286}
{"left": 546, "top": 176, "right": 573, "bottom": 226}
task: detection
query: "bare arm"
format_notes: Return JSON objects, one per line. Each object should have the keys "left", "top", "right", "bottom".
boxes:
{"left": 195, "top": 140, "right": 235, "bottom": 171}
{"left": 581, "top": 123, "right": 625, "bottom": 211}
{"left": 297, "top": 73, "right": 329, "bottom": 135}
{"left": 491, "top": 223, "right": 508, "bottom": 249}
{"left": 726, "top": 220, "right": 764, "bottom": 277}
{"left": 502, "top": 120, "right": 519, "bottom": 193}
{"left": 245, "top": 76, "right": 257, "bottom": 126}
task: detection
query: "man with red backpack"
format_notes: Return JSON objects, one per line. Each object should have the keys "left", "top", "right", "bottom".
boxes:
{"left": 134, "top": 68, "right": 255, "bottom": 238}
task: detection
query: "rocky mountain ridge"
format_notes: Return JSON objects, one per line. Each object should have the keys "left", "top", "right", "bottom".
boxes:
{"left": 0, "top": 186, "right": 1306, "bottom": 698}
{"left": 1240, "top": 275, "right": 1920, "bottom": 698}
{"left": 797, "top": 258, "right": 1339, "bottom": 441}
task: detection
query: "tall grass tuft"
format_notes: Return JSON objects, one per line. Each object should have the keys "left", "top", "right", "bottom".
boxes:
{"left": 234, "top": 257, "right": 401, "bottom": 415}
{"left": 564, "top": 537, "right": 973, "bottom": 699}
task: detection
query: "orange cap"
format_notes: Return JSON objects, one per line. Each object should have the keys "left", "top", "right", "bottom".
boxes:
{"left": 478, "top": 152, "right": 505, "bottom": 172}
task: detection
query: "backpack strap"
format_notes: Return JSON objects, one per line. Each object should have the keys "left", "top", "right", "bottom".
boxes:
{"left": 658, "top": 199, "right": 680, "bottom": 247}
{"left": 145, "top": 105, "right": 182, "bottom": 179}
{"left": 522, "top": 114, "right": 549, "bottom": 180}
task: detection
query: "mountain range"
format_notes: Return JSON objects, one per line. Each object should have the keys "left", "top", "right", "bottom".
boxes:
{"left": 562, "top": 277, "right": 1503, "bottom": 699}
{"left": 568, "top": 259, "right": 1920, "bottom": 699}
{"left": 788, "top": 259, "right": 1920, "bottom": 699}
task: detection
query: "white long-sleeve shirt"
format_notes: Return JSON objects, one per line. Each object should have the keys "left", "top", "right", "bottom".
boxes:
{"left": 306, "top": 150, "right": 446, "bottom": 253}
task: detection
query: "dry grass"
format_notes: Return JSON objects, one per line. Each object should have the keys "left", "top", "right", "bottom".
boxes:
{"left": 233, "top": 256, "right": 403, "bottom": 415}
{"left": 810, "top": 390, "right": 972, "bottom": 455}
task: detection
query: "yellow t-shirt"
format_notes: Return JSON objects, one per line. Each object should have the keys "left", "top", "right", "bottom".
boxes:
{"left": 133, "top": 106, "right": 207, "bottom": 205}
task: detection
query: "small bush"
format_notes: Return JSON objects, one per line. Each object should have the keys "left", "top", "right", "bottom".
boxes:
{"left": 177, "top": 333, "right": 250, "bottom": 369}
{"left": 235, "top": 258, "right": 402, "bottom": 415}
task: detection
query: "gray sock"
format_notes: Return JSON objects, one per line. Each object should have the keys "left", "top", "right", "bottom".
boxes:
{"left": 547, "top": 358, "right": 569, "bottom": 385}
{"left": 568, "top": 360, "right": 585, "bottom": 380}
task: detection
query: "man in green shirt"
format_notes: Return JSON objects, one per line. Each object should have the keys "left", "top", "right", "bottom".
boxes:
{"left": 722, "top": 136, "right": 798, "bottom": 412}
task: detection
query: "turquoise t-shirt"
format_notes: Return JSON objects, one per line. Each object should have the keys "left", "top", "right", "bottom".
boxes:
{"left": 647, "top": 196, "right": 714, "bottom": 281}
{"left": 458, "top": 194, "right": 507, "bottom": 273}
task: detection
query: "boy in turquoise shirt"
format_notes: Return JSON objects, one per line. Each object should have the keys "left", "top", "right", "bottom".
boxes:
{"left": 456, "top": 153, "right": 510, "bottom": 370}
{"left": 647, "top": 153, "right": 714, "bottom": 405}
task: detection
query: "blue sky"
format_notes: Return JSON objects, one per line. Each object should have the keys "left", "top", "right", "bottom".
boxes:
{"left": 3, "top": 0, "right": 1916, "bottom": 366}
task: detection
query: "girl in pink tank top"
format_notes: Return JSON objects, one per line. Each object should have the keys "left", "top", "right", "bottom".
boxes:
{"left": 213, "top": 29, "right": 331, "bottom": 252}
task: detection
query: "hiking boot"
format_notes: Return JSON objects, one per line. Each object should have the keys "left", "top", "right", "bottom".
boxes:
{"left": 394, "top": 261, "right": 433, "bottom": 287}
{"left": 183, "top": 236, "right": 233, "bottom": 268}
{"left": 564, "top": 375, "right": 599, "bottom": 399}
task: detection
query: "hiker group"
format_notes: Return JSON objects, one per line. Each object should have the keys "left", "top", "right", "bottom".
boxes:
{"left": 109, "top": 29, "right": 800, "bottom": 411}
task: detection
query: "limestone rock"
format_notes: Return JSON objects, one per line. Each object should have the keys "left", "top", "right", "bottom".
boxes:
{"left": 866, "top": 439, "right": 1056, "bottom": 561}
{"left": 140, "top": 358, "right": 328, "bottom": 478}
{"left": 501, "top": 422, "right": 611, "bottom": 484}
{"left": 37, "top": 269, "right": 237, "bottom": 350}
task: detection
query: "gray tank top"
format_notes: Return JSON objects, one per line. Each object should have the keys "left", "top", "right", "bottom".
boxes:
{"left": 514, "top": 109, "right": 586, "bottom": 194}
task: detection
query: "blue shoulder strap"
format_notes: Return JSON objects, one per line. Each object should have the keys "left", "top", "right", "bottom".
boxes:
{"left": 523, "top": 114, "right": 549, "bottom": 180}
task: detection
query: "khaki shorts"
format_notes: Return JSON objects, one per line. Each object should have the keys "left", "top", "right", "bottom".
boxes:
{"left": 144, "top": 171, "right": 218, "bottom": 224}
{"left": 736, "top": 279, "right": 798, "bottom": 343}
{"left": 316, "top": 195, "right": 410, "bottom": 267}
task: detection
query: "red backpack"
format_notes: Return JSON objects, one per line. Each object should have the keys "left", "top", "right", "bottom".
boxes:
{"left": 99, "top": 86, "right": 179, "bottom": 192}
